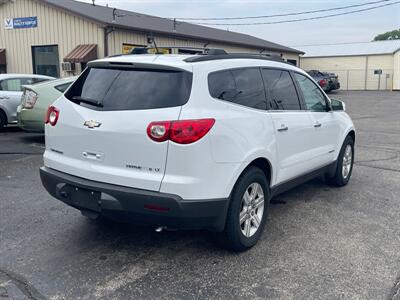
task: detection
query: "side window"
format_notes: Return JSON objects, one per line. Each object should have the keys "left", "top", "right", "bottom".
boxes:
{"left": 293, "top": 73, "right": 328, "bottom": 112}
{"left": 32, "top": 78, "right": 48, "bottom": 84}
{"left": 261, "top": 69, "right": 301, "bottom": 110}
{"left": 208, "top": 68, "right": 267, "bottom": 110}
{"left": 208, "top": 70, "right": 236, "bottom": 101}
{"left": 55, "top": 82, "right": 72, "bottom": 93}
{"left": 21, "top": 78, "right": 35, "bottom": 85}
{"left": 0, "top": 78, "right": 23, "bottom": 91}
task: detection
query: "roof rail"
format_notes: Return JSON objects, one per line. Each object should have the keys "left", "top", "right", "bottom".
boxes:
{"left": 183, "top": 53, "right": 289, "bottom": 64}
{"left": 125, "top": 47, "right": 290, "bottom": 65}
{"left": 129, "top": 47, "right": 226, "bottom": 55}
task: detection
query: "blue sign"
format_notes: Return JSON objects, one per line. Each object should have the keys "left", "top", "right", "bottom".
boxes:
{"left": 5, "top": 17, "right": 38, "bottom": 29}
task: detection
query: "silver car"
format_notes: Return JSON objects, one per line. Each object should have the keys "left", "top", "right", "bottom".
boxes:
{"left": 0, "top": 74, "right": 54, "bottom": 128}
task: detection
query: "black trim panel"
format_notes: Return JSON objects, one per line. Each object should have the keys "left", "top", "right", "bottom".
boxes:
{"left": 271, "top": 161, "right": 337, "bottom": 198}
{"left": 40, "top": 167, "right": 229, "bottom": 231}
{"left": 184, "top": 54, "right": 289, "bottom": 64}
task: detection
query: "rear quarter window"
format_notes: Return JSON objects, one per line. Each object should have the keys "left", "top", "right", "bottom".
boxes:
{"left": 65, "top": 67, "right": 193, "bottom": 111}
{"left": 54, "top": 82, "right": 72, "bottom": 93}
{"left": 208, "top": 67, "right": 267, "bottom": 110}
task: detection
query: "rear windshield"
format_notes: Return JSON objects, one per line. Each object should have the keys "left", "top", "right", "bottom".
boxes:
{"left": 65, "top": 67, "right": 193, "bottom": 111}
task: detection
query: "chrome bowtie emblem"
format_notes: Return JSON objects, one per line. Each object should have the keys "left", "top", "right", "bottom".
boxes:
{"left": 83, "top": 120, "right": 102, "bottom": 129}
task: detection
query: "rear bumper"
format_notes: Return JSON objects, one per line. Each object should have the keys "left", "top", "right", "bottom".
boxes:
{"left": 40, "top": 167, "right": 229, "bottom": 231}
{"left": 17, "top": 108, "right": 44, "bottom": 132}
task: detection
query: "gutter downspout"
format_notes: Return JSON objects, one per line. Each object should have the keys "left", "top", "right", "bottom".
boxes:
{"left": 364, "top": 55, "right": 369, "bottom": 90}
{"left": 104, "top": 26, "right": 114, "bottom": 57}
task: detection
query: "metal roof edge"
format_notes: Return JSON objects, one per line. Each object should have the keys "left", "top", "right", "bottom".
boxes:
{"left": 37, "top": 0, "right": 302, "bottom": 55}
{"left": 35, "top": 0, "right": 107, "bottom": 27}
{"left": 301, "top": 53, "right": 396, "bottom": 58}
{"left": 105, "top": 23, "right": 303, "bottom": 54}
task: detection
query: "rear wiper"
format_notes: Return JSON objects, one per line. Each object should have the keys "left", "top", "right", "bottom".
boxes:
{"left": 71, "top": 96, "right": 103, "bottom": 108}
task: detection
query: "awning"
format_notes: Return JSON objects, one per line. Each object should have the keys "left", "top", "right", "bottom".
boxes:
{"left": 0, "top": 49, "right": 6, "bottom": 65}
{"left": 64, "top": 44, "right": 97, "bottom": 63}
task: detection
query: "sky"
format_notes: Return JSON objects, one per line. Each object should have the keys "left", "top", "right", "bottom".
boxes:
{"left": 79, "top": 0, "right": 400, "bottom": 47}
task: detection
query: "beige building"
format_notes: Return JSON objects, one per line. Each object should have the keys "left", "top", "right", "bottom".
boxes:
{"left": 0, "top": 0, "right": 302, "bottom": 78}
{"left": 299, "top": 40, "right": 400, "bottom": 91}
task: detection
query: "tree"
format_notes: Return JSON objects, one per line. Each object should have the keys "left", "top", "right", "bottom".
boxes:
{"left": 373, "top": 29, "right": 400, "bottom": 41}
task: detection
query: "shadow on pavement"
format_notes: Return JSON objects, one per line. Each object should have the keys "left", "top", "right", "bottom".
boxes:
{"left": 64, "top": 177, "right": 327, "bottom": 254}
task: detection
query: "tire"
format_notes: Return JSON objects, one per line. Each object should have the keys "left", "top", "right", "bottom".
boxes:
{"left": 326, "top": 135, "right": 354, "bottom": 187}
{"left": 223, "top": 166, "right": 270, "bottom": 252}
{"left": 0, "top": 110, "right": 6, "bottom": 130}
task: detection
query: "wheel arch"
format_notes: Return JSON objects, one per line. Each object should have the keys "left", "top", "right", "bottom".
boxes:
{"left": 335, "top": 127, "right": 356, "bottom": 160}
{"left": 246, "top": 158, "right": 272, "bottom": 187}
{"left": 231, "top": 157, "right": 273, "bottom": 193}
{"left": 0, "top": 108, "right": 8, "bottom": 125}
{"left": 347, "top": 129, "right": 355, "bottom": 143}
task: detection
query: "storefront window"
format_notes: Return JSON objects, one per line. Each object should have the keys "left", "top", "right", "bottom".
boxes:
{"left": 32, "top": 45, "right": 60, "bottom": 78}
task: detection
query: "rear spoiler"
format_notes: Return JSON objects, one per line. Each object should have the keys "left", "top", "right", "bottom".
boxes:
{"left": 87, "top": 61, "right": 190, "bottom": 72}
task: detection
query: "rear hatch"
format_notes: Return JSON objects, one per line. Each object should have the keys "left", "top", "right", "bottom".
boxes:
{"left": 44, "top": 63, "right": 193, "bottom": 191}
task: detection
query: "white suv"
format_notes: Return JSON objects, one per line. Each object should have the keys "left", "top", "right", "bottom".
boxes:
{"left": 40, "top": 51, "right": 355, "bottom": 251}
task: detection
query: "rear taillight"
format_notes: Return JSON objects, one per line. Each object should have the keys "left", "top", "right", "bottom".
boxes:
{"left": 147, "top": 119, "right": 215, "bottom": 144}
{"left": 45, "top": 106, "right": 59, "bottom": 126}
{"left": 22, "top": 89, "right": 39, "bottom": 109}
{"left": 147, "top": 121, "right": 171, "bottom": 142}
{"left": 170, "top": 119, "right": 215, "bottom": 144}
{"left": 318, "top": 79, "right": 327, "bottom": 87}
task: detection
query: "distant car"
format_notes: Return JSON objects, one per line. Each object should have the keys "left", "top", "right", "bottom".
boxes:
{"left": 324, "top": 72, "right": 340, "bottom": 92}
{"left": 307, "top": 70, "right": 340, "bottom": 93}
{"left": 306, "top": 70, "right": 330, "bottom": 92}
{"left": 17, "top": 77, "right": 76, "bottom": 132}
{"left": 0, "top": 74, "right": 54, "bottom": 129}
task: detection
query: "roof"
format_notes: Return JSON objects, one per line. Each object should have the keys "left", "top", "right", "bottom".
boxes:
{"left": 299, "top": 40, "right": 400, "bottom": 58}
{"left": 90, "top": 53, "right": 301, "bottom": 74}
{"left": 0, "top": 74, "right": 54, "bottom": 79}
{"left": 23, "top": 76, "right": 77, "bottom": 89}
{"left": 0, "top": 49, "right": 5, "bottom": 65}
{"left": 39, "top": 0, "right": 302, "bottom": 55}
{"left": 64, "top": 44, "right": 98, "bottom": 63}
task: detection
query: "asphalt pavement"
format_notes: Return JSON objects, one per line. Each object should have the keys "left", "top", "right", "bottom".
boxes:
{"left": 0, "top": 91, "right": 399, "bottom": 300}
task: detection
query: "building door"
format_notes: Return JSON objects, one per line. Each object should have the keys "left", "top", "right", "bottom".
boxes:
{"left": 32, "top": 45, "right": 60, "bottom": 78}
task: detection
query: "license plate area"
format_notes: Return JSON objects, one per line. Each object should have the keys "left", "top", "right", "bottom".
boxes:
{"left": 69, "top": 186, "right": 101, "bottom": 212}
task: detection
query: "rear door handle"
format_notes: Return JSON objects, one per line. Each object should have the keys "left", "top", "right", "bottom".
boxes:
{"left": 314, "top": 121, "right": 322, "bottom": 128}
{"left": 277, "top": 124, "right": 289, "bottom": 132}
{"left": 0, "top": 96, "right": 9, "bottom": 100}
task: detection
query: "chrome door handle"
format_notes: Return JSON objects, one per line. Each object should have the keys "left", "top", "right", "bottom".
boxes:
{"left": 0, "top": 96, "right": 9, "bottom": 100}
{"left": 314, "top": 122, "right": 322, "bottom": 128}
{"left": 277, "top": 125, "right": 289, "bottom": 132}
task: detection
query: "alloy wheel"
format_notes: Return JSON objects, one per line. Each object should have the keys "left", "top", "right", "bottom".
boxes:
{"left": 239, "top": 182, "right": 264, "bottom": 238}
{"left": 342, "top": 144, "right": 353, "bottom": 179}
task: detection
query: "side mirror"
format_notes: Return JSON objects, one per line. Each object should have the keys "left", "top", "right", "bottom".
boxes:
{"left": 330, "top": 99, "right": 346, "bottom": 111}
